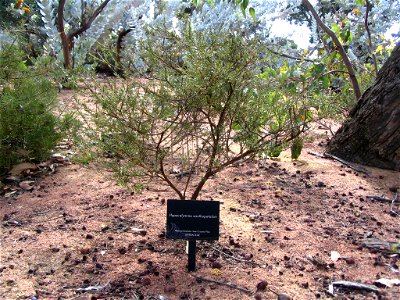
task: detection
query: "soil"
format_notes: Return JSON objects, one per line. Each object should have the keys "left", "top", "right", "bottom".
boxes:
{"left": 1, "top": 91, "right": 400, "bottom": 300}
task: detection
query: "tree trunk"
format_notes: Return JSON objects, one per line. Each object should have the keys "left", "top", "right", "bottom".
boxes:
{"left": 116, "top": 28, "right": 132, "bottom": 77}
{"left": 327, "top": 43, "right": 400, "bottom": 171}
{"left": 57, "top": 0, "right": 72, "bottom": 69}
{"left": 57, "top": 0, "right": 111, "bottom": 69}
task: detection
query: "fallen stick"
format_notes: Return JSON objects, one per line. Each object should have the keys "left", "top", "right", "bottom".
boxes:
{"left": 308, "top": 151, "right": 369, "bottom": 174}
{"left": 324, "top": 153, "right": 369, "bottom": 174}
{"left": 362, "top": 238, "right": 400, "bottom": 254}
{"left": 391, "top": 193, "right": 400, "bottom": 216}
{"left": 367, "top": 195, "right": 398, "bottom": 204}
{"left": 207, "top": 244, "right": 260, "bottom": 266}
{"left": 76, "top": 282, "right": 109, "bottom": 293}
{"left": 191, "top": 274, "right": 253, "bottom": 295}
{"left": 329, "top": 281, "right": 379, "bottom": 294}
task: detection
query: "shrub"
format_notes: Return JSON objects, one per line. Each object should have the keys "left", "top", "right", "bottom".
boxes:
{"left": 0, "top": 44, "right": 63, "bottom": 174}
{"left": 88, "top": 23, "right": 309, "bottom": 199}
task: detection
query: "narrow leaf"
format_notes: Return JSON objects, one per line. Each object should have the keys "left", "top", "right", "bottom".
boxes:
{"left": 249, "top": 7, "right": 256, "bottom": 21}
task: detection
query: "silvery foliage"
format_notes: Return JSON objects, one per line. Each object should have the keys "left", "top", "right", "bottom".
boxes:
{"left": 304, "top": 0, "right": 400, "bottom": 61}
{"left": 38, "top": 0, "right": 61, "bottom": 58}
{"left": 121, "top": 0, "right": 286, "bottom": 71}
{"left": 0, "top": 32, "right": 14, "bottom": 48}
{"left": 38, "top": 0, "right": 132, "bottom": 67}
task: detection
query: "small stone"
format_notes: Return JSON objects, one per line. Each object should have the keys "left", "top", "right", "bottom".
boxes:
{"left": 138, "top": 257, "right": 147, "bottom": 264}
{"left": 277, "top": 294, "right": 291, "bottom": 300}
{"left": 211, "top": 261, "right": 222, "bottom": 269}
{"left": 164, "top": 285, "right": 176, "bottom": 293}
{"left": 300, "top": 282, "right": 309, "bottom": 289}
{"left": 19, "top": 181, "right": 35, "bottom": 191}
{"left": 86, "top": 234, "right": 94, "bottom": 239}
{"left": 254, "top": 294, "right": 262, "bottom": 300}
{"left": 118, "top": 247, "right": 127, "bottom": 255}
{"left": 344, "top": 257, "right": 355, "bottom": 265}
{"left": 142, "top": 277, "right": 151, "bottom": 286}
{"left": 389, "top": 186, "right": 399, "bottom": 193}
{"left": 256, "top": 280, "right": 268, "bottom": 291}
{"left": 80, "top": 248, "right": 90, "bottom": 255}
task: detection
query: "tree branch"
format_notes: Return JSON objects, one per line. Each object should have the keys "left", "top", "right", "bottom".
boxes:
{"left": 302, "top": 0, "right": 361, "bottom": 100}
{"left": 364, "top": 0, "right": 378, "bottom": 75}
{"left": 265, "top": 46, "right": 315, "bottom": 62}
{"left": 67, "top": 0, "right": 112, "bottom": 39}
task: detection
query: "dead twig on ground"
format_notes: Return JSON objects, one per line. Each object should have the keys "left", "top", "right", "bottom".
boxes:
{"left": 328, "top": 280, "right": 380, "bottom": 295}
{"left": 324, "top": 153, "right": 369, "bottom": 174}
{"left": 307, "top": 151, "right": 369, "bottom": 174}
{"left": 75, "top": 282, "right": 110, "bottom": 293}
{"left": 362, "top": 238, "right": 400, "bottom": 254}
{"left": 207, "top": 243, "right": 260, "bottom": 266}
{"left": 366, "top": 195, "right": 399, "bottom": 205}
{"left": 390, "top": 193, "right": 399, "bottom": 216}
{"left": 190, "top": 274, "right": 253, "bottom": 295}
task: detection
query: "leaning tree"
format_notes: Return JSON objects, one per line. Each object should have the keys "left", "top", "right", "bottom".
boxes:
{"left": 328, "top": 42, "right": 400, "bottom": 171}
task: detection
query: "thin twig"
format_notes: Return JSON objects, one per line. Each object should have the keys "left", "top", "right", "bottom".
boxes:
{"left": 367, "top": 195, "right": 399, "bottom": 205}
{"left": 190, "top": 274, "right": 253, "bottom": 295}
{"left": 207, "top": 244, "right": 260, "bottom": 266}
{"left": 391, "top": 193, "right": 400, "bottom": 217}
{"left": 330, "top": 281, "right": 379, "bottom": 293}
{"left": 324, "top": 153, "right": 369, "bottom": 174}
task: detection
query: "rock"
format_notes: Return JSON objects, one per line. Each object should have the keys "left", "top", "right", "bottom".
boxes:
{"left": 19, "top": 181, "right": 35, "bottom": 191}
{"left": 80, "top": 248, "right": 90, "bottom": 255}
{"left": 277, "top": 294, "right": 291, "bottom": 300}
{"left": 164, "top": 285, "right": 176, "bottom": 293}
{"left": 254, "top": 294, "right": 262, "bottom": 300}
{"left": 131, "top": 228, "right": 147, "bottom": 236}
{"left": 389, "top": 186, "right": 399, "bottom": 193}
{"left": 86, "top": 234, "right": 94, "bottom": 239}
{"left": 51, "top": 153, "right": 66, "bottom": 163}
{"left": 300, "top": 282, "right": 309, "bottom": 289}
{"left": 211, "top": 261, "right": 222, "bottom": 269}
{"left": 9, "top": 162, "right": 37, "bottom": 176}
{"left": 317, "top": 181, "right": 325, "bottom": 187}
{"left": 142, "top": 277, "right": 151, "bottom": 286}
{"left": 344, "top": 257, "right": 355, "bottom": 265}
{"left": 118, "top": 247, "right": 127, "bottom": 255}
{"left": 256, "top": 280, "right": 268, "bottom": 291}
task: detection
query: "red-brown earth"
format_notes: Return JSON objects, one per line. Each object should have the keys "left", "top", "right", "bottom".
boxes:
{"left": 1, "top": 91, "right": 399, "bottom": 300}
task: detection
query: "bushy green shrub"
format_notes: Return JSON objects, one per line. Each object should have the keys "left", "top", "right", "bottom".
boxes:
{"left": 87, "top": 23, "right": 309, "bottom": 199}
{"left": 0, "top": 44, "right": 64, "bottom": 174}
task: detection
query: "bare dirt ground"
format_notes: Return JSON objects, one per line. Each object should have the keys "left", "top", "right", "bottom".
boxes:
{"left": 1, "top": 91, "right": 400, "bottom": 300}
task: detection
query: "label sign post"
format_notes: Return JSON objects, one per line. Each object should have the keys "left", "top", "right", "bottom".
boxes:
{"left": 166, "top": 200, "right": 220, "bottom": 272}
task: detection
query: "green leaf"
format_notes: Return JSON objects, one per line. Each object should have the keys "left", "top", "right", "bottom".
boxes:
{"left": 242, "top": 0, "right": 249, "bottom": 9}
{"left": 291, "top": 137, "right": 303, "bottom": 160}
{"left": 331, "top": 23, "right": 340, "bottom": 35}
{"left": 193, "top": 0, "right": 197, "bottom": 6}
{"left": 240, "top": 3, "right": 246, "bottom": 16}
{"left": 249, "top": 7, "right": 256, "bottom": 21}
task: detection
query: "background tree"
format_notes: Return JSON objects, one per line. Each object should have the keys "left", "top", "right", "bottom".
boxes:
{"left": 57, "top": 0, "right": 111, "bottom": 69}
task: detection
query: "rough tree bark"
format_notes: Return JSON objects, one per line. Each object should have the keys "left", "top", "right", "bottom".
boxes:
{"left": 327, "top": 43, "right": 400, "bottom": 171}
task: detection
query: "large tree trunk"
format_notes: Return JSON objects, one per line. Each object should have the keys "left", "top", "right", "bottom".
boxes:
{"left": 327, "top": 43, "right": 400, "bottom": 171}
